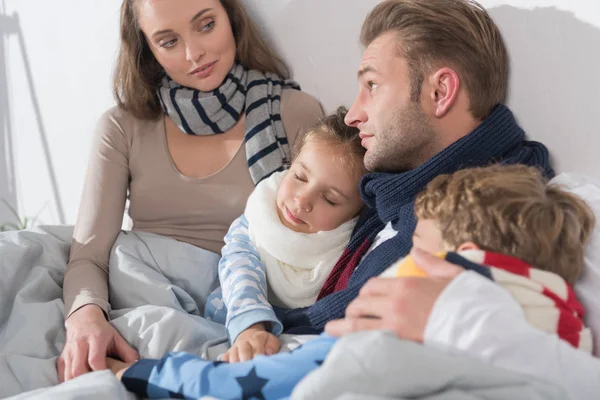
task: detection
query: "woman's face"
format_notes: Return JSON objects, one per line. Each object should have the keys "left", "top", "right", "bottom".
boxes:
{"left": 137, "top": 0, "right": 237, "bottom": 91}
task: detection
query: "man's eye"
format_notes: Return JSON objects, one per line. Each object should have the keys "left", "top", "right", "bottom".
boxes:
{"left": 368, "top": 81, "right": 379, "bottom": 91}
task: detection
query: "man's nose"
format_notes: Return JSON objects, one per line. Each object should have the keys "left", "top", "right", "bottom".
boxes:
{"left": 345, "top": 97, "right": 367, "bottom": 128}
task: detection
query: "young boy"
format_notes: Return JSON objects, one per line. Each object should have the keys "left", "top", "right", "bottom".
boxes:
{"left": 385, "top": 164, "right": 594, "bottom": 351}
{"left": 108, "top": 164, "right": 595, "bottom": 399}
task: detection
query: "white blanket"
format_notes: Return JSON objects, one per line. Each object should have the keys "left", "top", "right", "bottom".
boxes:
{"left": 0, "top": 226, "right": 228, "bottom": 399}
{"left": 292, "top": 331, "right": 568, "bottom": 400}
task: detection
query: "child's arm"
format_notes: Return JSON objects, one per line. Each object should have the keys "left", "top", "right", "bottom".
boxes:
{"left": 220, "top": 215, "right": 283, "bottom": 343}
{"left": 113, "top": 335, "right": 336, "bottom": 399}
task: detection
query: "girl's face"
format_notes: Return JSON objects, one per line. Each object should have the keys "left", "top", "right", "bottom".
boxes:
{"left": 137, "top": 0, "right": 237, "bottom": 91}
{"left": 276, "top": 140, "right": 365, "bottom": 234}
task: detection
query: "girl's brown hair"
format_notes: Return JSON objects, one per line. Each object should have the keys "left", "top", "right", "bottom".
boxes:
{"left": 292, "top": 106, "right": 366, "bottom": 176}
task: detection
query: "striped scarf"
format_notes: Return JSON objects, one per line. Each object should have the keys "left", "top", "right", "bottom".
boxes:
{"left": 158, "top": 64, "right": 300, "bottom": 184}
{"left": 383, "top": 250, "right": 593, "bottom": 352}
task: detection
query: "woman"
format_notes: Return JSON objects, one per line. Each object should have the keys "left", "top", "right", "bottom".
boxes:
{"left": 58, "top": 0, "right": 322, "bottom": 381}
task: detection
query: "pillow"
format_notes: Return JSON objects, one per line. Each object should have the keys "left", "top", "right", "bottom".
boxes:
{"left": 550, "top": 173, "right": 600, "bottom": 356}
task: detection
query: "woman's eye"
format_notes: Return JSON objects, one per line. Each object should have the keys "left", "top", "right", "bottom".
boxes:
{"left": 160, "top": 39, "right": 177, "bottom": 48}
{"left": 200, "top": 20, "right": 216, "bottom": 32}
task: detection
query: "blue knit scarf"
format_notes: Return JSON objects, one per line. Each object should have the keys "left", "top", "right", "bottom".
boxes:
{"left": 279, "top": 104, "right": 554, "bottom": 333}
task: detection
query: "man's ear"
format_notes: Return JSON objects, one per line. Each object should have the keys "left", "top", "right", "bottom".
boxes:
{"left": 456, "top": 241, "right": 480, "bottom": 251}
{"left": 428, "top": 67, "right": 460, "bottom": 118}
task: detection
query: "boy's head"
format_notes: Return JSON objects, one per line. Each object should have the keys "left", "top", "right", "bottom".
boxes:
{"left": 413, "top": 164, "right": 596, "bottom": 284}
{"left": 277, "top": 107, "right": 366, "bottom": 234}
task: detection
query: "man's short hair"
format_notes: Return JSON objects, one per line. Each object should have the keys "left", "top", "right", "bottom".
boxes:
{"left": 361, "top": 0, "right": 508, "bottom": 120}
{"left": 414, "top": 164, "right": 596, "bottom": 285}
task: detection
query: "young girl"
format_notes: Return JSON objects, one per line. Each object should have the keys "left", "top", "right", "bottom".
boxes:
{"left": 204, "top": 106, "right": 366, "bottom": 362}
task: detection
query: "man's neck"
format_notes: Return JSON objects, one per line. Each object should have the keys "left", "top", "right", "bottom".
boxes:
{"left": 437, "top": 112, "right": 481, "bottom": 151}
{"left": 407, "top": 114, "right": 481, "bottom": 170}
{"left": 438, "top": 92, "right": 484, "bottom": 149}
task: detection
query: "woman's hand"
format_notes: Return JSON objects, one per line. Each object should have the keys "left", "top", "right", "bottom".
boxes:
{"left": 57, "top": 305, "right": 139, "bottom": 381}
{"left": 222, "top": 323, "right": 280, "bottom": 363}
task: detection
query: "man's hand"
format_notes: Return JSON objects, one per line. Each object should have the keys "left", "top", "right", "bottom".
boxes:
{"left": 106, "top": 357, "right": 134, "bottom": 380}
{"left": 222, "top": 323, "right": 281, "bottom": 363}
{"left": 325, "top": 248, "right": 462, "bottom": 341}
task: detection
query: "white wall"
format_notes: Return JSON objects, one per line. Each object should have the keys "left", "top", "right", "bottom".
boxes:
{"left": 484, "top": 0, "right": 600, "bottom": 178}
{"left": 249, "top": 0, "right": 600, "bottom": 176}
{"left": 0, "top": 0, "right": 121, "bottom": 226}
{"left": 1, "top": 0, "right": 599, "bottom": 226}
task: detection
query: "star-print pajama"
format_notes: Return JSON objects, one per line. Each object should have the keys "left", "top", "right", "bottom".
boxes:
{"left": 121, "top": 334, "right": 335, "bottom": 400}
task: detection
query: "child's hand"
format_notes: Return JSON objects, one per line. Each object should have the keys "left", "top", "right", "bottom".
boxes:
{"left": 106, "top": 357, "right": 134, "bottom": 380}
{"left": 222, "top": 323, "right": 280, "bottom": 363}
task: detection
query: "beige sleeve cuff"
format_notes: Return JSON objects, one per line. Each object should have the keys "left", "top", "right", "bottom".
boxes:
{"left": 64, "top": 260, "right": 111, "bottom": 319}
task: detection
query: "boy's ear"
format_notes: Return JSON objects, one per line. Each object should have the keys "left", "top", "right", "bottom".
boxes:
{"left": 456, "top": 241, "right": 480, "bottom": 251}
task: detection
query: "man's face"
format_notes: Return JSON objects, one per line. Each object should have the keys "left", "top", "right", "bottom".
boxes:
{"left": 345, "top": 32, "right": 438, "bottom": 173}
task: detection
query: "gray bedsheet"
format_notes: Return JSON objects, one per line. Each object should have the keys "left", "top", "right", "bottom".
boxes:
{"left": 0, "top": 227, "right": 571, "bottom": 400}
{"left": 0, "top": 226, "right": 226, "bottom": 399}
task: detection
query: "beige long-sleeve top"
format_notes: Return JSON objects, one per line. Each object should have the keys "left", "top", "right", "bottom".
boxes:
{"left": 64, "top": 89, "right": 323, "bottom": 318}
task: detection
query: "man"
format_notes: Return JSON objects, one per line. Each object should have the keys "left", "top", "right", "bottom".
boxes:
{"left": 281, "top": 1, "right": 600, "bottom": 399}
{"left": 280, "top": 0, "right": 552, "bottom": 330}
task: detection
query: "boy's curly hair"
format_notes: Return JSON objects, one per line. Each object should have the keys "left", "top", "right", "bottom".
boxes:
{"left": 415, "top": 164, "right": 595, "bottom": 284}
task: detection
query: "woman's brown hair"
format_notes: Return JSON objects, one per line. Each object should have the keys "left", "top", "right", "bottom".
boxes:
{"left": 113, "top": 0, "right": 290, "bottom": 120}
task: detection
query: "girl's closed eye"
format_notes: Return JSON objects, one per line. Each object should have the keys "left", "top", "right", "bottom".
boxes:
{"left": 294, "top": 173, "right": 307, "bottom": 183}
{"left": 322, "top": 195, "right": 337, "bottom": 206}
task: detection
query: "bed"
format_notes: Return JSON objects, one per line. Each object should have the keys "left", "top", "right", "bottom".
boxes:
{"left": 2, "top": 1, "right": 600, "bottom": 399}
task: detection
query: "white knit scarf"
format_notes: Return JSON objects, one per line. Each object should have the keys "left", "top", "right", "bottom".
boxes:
{"left": 245, "top": 171, "right": 357, "bottom": 308}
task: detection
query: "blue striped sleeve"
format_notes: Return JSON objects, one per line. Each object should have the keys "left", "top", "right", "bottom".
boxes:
{"left": 219, "top": 215, "right": 283, "bottom": 342}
